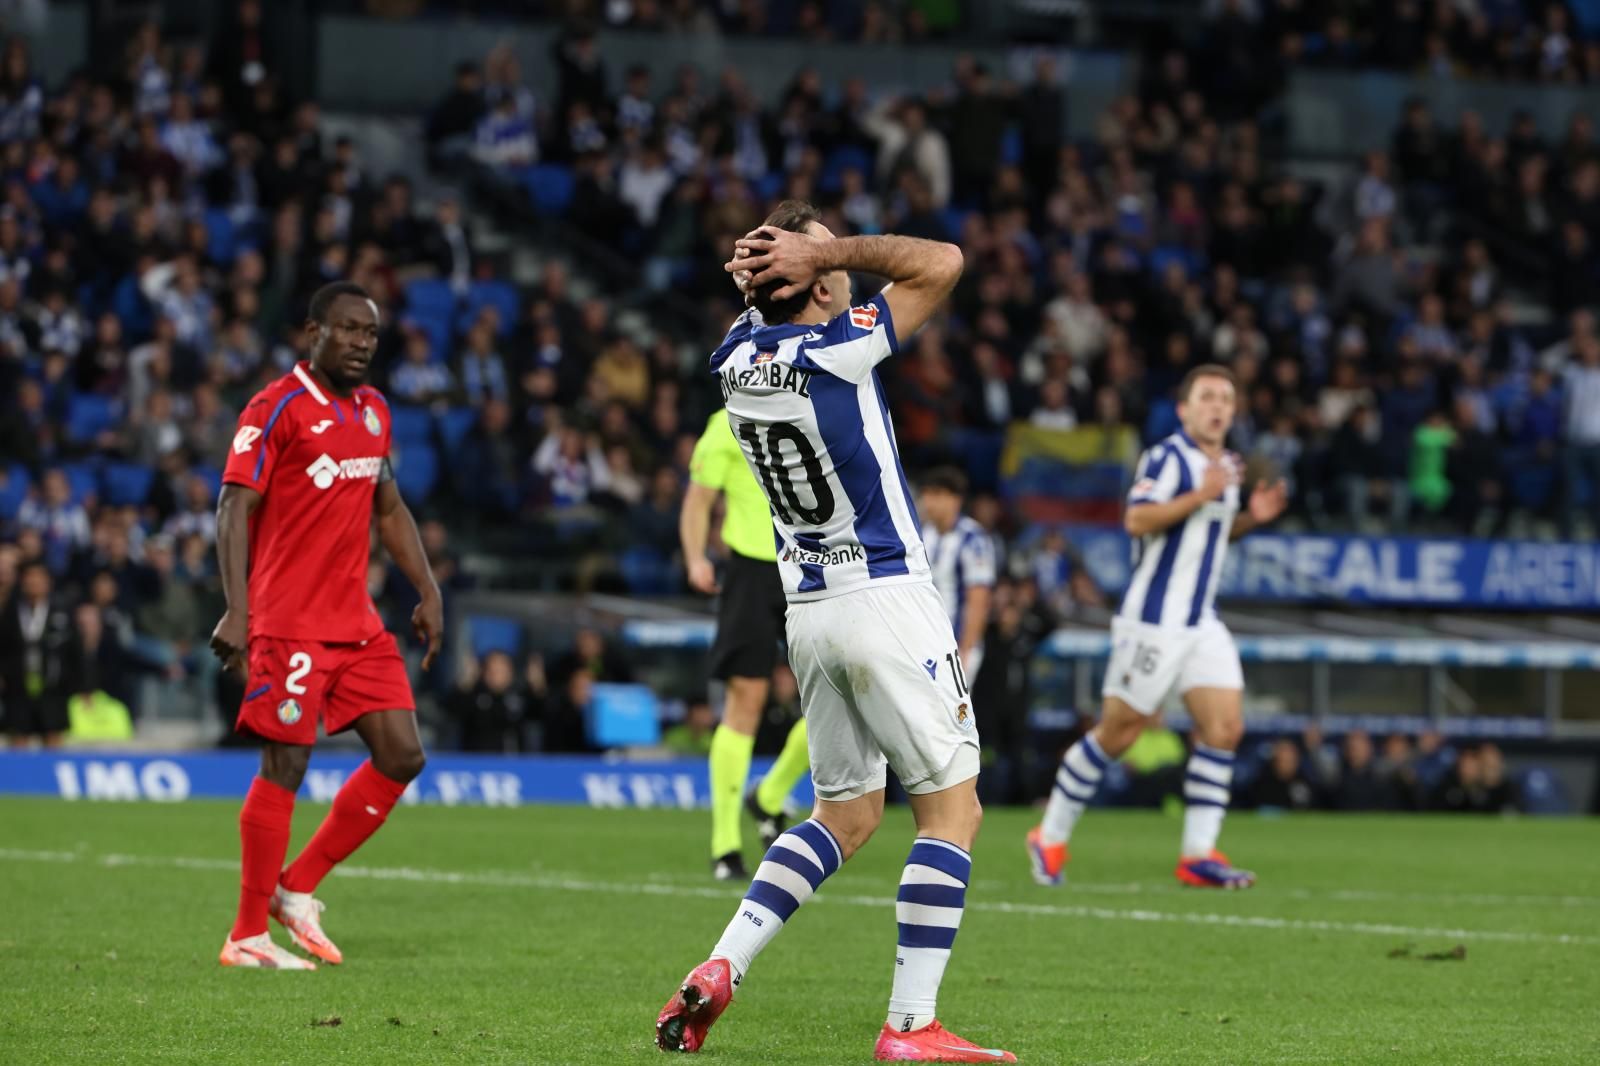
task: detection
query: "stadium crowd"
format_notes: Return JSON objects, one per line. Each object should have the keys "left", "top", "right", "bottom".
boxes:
{"left": 1, "top": 3, "right": 1597, "bottom": 773}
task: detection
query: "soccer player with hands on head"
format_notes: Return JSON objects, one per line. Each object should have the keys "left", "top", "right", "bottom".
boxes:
{"left": 212, "top": 282, "right": 443, "bottom": 970}
{"left": 655, "top": 204, "right": 1015, "bottom": 1063}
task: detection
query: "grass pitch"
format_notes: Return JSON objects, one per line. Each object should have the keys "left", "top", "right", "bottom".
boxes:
{"left": 0, "top": 797, "right": 1596, "bottom": 1065}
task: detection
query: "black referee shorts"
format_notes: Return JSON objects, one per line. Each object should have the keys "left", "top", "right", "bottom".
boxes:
{"left": 708, "top": 552, "right": 787, "bottom": 681}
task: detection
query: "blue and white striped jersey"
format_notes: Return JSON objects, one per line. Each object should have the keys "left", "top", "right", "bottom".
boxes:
{"left": 1118, "top": 430, "right": 1240, "bottom": 628}
{"left": 923, "top": 515, "right": 996, "bottom": 637}
{"left": 711, "top": 292, "right": 929, "bottom": 602}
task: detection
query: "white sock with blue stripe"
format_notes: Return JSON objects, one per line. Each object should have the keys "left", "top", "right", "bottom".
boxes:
{"left": 887, "top": 838, "right": 971, "bottom": 1034}
{"left": 710, "top": 818, "right": 843, "bottom": 987}
{"left": 1038, "top": 734, "right": 1110, "bottom": 846}
{"left": 1182, "top": 744, "right": 1235, "bottom": 859}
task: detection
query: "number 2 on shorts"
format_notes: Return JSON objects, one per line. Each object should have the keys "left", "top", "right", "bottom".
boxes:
{"left": 286, "top": 652, "right": 313, "bottom": 695}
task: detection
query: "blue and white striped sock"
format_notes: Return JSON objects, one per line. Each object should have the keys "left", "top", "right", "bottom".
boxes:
{"left": 1039, "top": 734, "right": 1109, "bottom": 846}
{"left": 887, "top": 838, "right": 971, "bottom": 1034}
{"left": 710, "top": 818, "right": 842, "bottom": 986}
{"left": 1182, "top": 744, "right": 1235, "bottom": 859}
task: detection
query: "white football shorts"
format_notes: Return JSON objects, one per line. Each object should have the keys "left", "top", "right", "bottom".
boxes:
{"left": 786, "top": 582, "right": 981, "bottom": 801}
{"left": 1101, "top": 615, "right": 1244, "bottom": 715}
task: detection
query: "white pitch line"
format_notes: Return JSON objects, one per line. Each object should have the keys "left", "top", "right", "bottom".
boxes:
{"left": 3, "top": 847, "right": 1597, "bottom": 948}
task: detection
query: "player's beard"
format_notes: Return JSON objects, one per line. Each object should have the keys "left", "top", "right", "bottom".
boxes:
{"left": 325, "top": 356, "right": 370, "bottom": 390}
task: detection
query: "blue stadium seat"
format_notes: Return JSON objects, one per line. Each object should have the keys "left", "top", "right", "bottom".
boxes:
{"left": 468, "top": 615, "right": 523, "bottom": 658}
{"left": 394, "top": 441, "right": 439, "bottom": 503}
{"left": 619, "top": 545, "right": 675, "bottom": 595}
{"left": 100, "top": 462, "right": 155, "bottom": 507}
{"left": 60, "top": 462, "right": 100, "bottom": 504}
{"left": 940, "top": 208, "right": 971, "bottom": 241}
{"left": 110, "top": 275, "right": 153, "bottom": 340}
{"left": 67, "top": 393, "right": 118, "bottom": 443}
{"left": 389, "top": 405, "right": 433, "bottom": 445}
{"left": 403, "top": 310, "right": 453, "bottom": 363}
{"left": 192, "top": 465, "right": 224, "bottom": 502}
{"left": 203, "top": 208, "right": 237, "bottom": 265}
{"left": 435, "top": 407, "right": 477, "bottom": 453}
{"left": 465, "top": 280, "right": 519, "bottom": 336}
{"left": 524, "top": 164, "right": 575, "bottom": 215}
{"left": 585, "top": 682, "right": 662, "bottom": 748}
{"left": 404, "top": 278, "right": 457, "bottom": 316}
{"left": 820, "top": 144, "right": 873, "bottom": 193}
{"left": 0, "top": 464, "right": 29, "bottom": 520}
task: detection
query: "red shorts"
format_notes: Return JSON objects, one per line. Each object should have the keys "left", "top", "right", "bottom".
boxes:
{"left": 238, "top": 632, "right": 415, "bottom": 745}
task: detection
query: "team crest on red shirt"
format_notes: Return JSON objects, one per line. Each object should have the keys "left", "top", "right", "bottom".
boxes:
{"left": 277, "top": 699, "right": 303, "bottom": 725}
{"left": 362, "top": 405, "right": 383, "bottom": 436}
{"left": 849, "top": 304, "right": 878, "bottom": 330}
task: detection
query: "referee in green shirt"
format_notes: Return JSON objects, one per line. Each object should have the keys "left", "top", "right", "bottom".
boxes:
{"left": 682, "top": 409, "right": 812, "bottom": 880}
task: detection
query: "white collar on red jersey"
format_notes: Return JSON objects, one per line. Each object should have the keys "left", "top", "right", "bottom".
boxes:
{"left": 292, "top": 362, "right": 330, "bottom": 405}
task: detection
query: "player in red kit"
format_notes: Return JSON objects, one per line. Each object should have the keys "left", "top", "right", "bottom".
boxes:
{"left": 210, "top": 281, "right": 443, "bottom": 970}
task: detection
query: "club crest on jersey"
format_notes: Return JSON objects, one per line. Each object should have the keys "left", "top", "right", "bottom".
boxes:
{"left": 277, "top": 699, "right": 303, "bottom": 725}
{"left": 955, "top": 702, "right": 971, "bottom": 730}
{"left": 362, "top": 405, "right": 383, "bottom": 436}
{"left": 232, "top": 426, "right": 262, "bottom": 454}
{"left": 849, "top": 303, "right": 879, "bottom": 330}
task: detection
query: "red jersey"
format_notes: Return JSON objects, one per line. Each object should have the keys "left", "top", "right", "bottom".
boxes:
{"left": 222, "top": 362, "right": 392, "bottom": 643}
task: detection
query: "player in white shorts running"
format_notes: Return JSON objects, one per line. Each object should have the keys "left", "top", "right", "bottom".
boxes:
{"left": 1027, "top": 364, "right": 1286, "bottom": 890}
{"left": 654, "top": 201, "right": 1015, "bottom": 1063}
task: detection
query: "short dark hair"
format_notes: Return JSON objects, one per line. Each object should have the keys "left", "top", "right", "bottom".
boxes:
{"left": 308, "top": 281, "right": 371, "bottom": 324}
{"left": 920, "top": 466, "right": 968, "bottom": 497}
{"left": 1178, "top": 363, "right": 1237, "bottom": 403}
{"left": 749, "top": 199, "right": 823, "bottom": 325}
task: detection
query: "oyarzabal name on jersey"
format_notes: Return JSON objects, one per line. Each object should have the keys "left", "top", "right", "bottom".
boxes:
{"left": 783, "top": 543, "right": 865, "bottom": 566}
{"left": 718, "top": 361, "right": 812, "bottom": 400}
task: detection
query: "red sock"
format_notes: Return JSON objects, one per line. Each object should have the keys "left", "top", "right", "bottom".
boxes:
{"left": 231, "top": 777, "right": 296, "bottom": 942}
{"left": 280, "top": 760, "right": 408, "bottom": 894}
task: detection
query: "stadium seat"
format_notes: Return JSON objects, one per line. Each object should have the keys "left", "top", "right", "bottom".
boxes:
{"left": 465, "top": 280, "right": 520, "bottom": 336}
{"left": 467, "top": 615, "right": 523, "bottom": 658}
{"left": 524, "top": 164, "right": 576, "bottom": 215}
{"left": 389, "top": 405, "right": 434, "bottom": 445}
{"left": 402, "top": 310, "right": 453, "bottom": 363}
{"left": 203, "top": 208, "right": 237, "bottom": 266}
{"left": 110, "top": 275, "right": 154, "bottom": 340}
{"left": 585, "top": 682, "right": 662, "bottom": 748}
{"left": 192, "top": 465, "right": 224, "bottom": 502}
{"left": 404, "top": 278, "right": 457, "bottom": 316}
{"left": 939, "top": 208, "right": 971, "bottom": 241}
{"left": 435, "top": 407, "right": 477, "bottom": 453}
{"left": 394, "top": 441, "right": 439, "bottom": 503}
{"left": 61, "top": 461, "right": 101, "bottom": 504}
{"left": 100, "top": 462, "right": 155, "bottom": 507}
{"left": 619, "top": 545, "right": 675, "bottom": 596}
{"left": 0, "top": 464, "right": 29, "bottom": 520}
{"left": 1517, "top": 768, "right": 1569, "bottom": 815}
{"left": 820, "top": 144, "right": 874, "bottom": 193}
{"left": 67, "top": 393, "right": 119, "bottom": 443}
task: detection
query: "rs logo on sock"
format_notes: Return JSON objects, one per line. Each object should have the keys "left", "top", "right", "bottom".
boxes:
{"left": 741, "top": 910, "right": 764, "bottom": 927}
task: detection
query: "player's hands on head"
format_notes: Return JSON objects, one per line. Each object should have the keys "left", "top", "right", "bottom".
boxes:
{"left": 730, "top": 244, "right": 755, "bottom": 302}
{"left": 413, "top": 591, "right": 444, "bottom": 671}
{"left": 687, "top": 556, "right": 719, "bottom": 596}
{"left": 209, "top": 610, "right": 248, "bottom": 678}
{"left": 1249, "top": 478, "right": 1290, "bottom": 524}
{"left": 725, "top": 226, "right": 823, "bottom": 302}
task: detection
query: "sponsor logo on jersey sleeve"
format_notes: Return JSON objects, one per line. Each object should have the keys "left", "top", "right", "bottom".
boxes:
{"left": 232, "top": 426, "right": 263, "bottom": 454}
{"left": 849, "top": 304, "right": 879, "bottom": 330}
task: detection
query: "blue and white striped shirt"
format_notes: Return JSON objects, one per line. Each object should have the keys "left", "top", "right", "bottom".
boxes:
{"left": 1118, "top": 430, "right": 1240, "bottom": 629}
{"left": 712, "top": 294, "right": 928, "bottom": 602}
{"left": 923, "top": 514, "right": 995, "bottom": 638}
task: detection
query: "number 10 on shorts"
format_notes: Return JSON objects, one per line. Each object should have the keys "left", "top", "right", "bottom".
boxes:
{"left": 943, "top": 650, "right": 969, "bottom": 697}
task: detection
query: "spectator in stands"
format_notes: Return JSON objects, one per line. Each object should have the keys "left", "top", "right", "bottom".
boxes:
{"left": 551, "top": 625, "right": 632, "bottom": 687}
{"left": 1430, "top": 744, "right": 1522, "bottom": 813}
{"left": 163, "top": 475, "right": 218, "bottom": 546}
{"left": 450, "top": 650, "right": 534, "bottom": 753}
{"left": 1375, "top": 734, "right": 1422, "bottom": 811}
{"left": 134, "top": 534, "right": 201, "bottom": 675}
{"left": 66, "top": 602, "right": 132, "bottom": 737}
{"left": 1247, "top": 739, "right": 1321, "bottom": 811}
{"left": 391, "top": 325, "right": 458, "bottom": 406}
{"left": 0, "top": 561, "right": 72, "bottom": 746}
{"left": 1332, "top": 730, "right": 1395, "bottom": 811}
{"left": 17, "top": 469, "right": 91, "bottom": 576}
{"left": 662, "top": 698, "right": 716, "bottom": 757}
{"left": 1561, "top": 333, "right": 1600, "bottom": 536}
